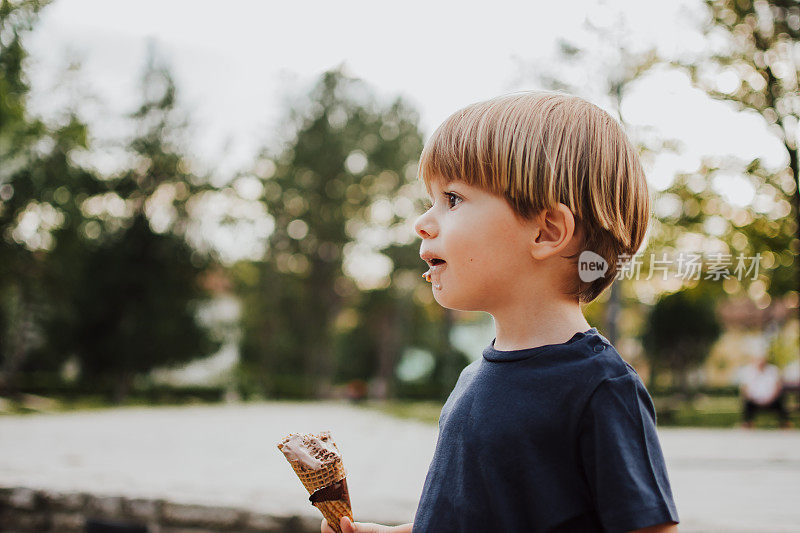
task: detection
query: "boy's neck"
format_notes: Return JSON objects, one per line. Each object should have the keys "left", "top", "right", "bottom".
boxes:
{"left": 491, "top": 297, "right": 592, "bottom": 351}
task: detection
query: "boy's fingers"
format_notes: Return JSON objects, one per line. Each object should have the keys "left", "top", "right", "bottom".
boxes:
{"left": 321, "top": 516, "right": 362, "bottom": 533}
{"left": 342, "top": 517, "right": 392, "bottom": 533}
{"left": 340, "top": 516, "right": 355, "bottom": 533}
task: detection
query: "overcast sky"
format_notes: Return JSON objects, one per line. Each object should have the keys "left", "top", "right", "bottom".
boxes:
{"left": 25, "top": 0, "right": 787, "bottom": 185}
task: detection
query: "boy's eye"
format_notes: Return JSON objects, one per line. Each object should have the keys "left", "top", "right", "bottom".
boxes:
{"left": 445, "top": 192, "right": 462, "bottom": 208}
{"left": 421, "top": 192, "right": 461, "bottom": 211}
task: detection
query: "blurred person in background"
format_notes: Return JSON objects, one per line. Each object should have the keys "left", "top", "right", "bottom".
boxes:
{"left": 738, "top": 354, "right": 791, "bottom": 429}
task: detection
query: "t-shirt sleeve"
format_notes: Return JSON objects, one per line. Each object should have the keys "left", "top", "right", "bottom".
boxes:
{"left": 577, "top": 372, "right": 680, "bottom": 533}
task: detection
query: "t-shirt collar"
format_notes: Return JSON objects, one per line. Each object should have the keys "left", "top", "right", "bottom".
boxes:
{"left": 482, "top": 327, "right": 598, "bottom": 362}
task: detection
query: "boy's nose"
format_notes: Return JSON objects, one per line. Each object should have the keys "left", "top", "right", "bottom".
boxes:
{"left": 414, "top": 211, "right": 437, "bottom": 239}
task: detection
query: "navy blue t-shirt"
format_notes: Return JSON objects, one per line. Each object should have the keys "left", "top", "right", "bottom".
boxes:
{"left": 412, "top": 327, "right": 679, "bottom": 532}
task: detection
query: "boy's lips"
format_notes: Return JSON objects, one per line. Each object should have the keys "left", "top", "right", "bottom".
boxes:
{"left": 420, "top": 252, "right": 446, "bottom": 289}
{"left": 420, "top": 251, "right": 446, "bottom": 266}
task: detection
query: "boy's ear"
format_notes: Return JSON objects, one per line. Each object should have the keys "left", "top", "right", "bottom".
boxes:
{"left": 529, "top": 203, "right": 577, "bottom": 261}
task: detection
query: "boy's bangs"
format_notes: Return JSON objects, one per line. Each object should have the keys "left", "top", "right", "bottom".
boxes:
{"left": 417, "top": 105, "right": 504, "bottom": 197}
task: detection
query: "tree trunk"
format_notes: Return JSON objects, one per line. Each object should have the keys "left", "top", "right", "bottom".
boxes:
{"left": 374, "top": 306, "right": 402, "bottom": 400}
{"left": 113, "top": 373, "right": 133, "bottom": 404}
{"left": 647, "top": 358, "right": 659, "bottom": 391}
{"left": 0, "top": 282, "right": 32, "bottom": 400}
{"left": 604, "top": 281, "right": 621, "bottom": 346}
{"left": 786, "top": 142, "right": 799, "bottom": 325}
{"left": 308, "top": 262, "right": 341, "bottom": 400}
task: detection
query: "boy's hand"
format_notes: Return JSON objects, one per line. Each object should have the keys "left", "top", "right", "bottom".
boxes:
{"left": 321, "top": 517, "right": 413, "bottom": 533}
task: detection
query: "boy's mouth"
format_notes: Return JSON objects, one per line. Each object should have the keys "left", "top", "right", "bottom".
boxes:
{"left": 419, "top": 252, "right": 447, "bottom": 267}
{"left": 420, "top": 251, "right": 446, "bottom": 267}
{"left": 420, "top": 253, "right": 447, "bottom": 287}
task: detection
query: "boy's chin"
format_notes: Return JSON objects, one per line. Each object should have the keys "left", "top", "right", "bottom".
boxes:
{"left": 433, "top": 291, "right": 483, "bottom": 312}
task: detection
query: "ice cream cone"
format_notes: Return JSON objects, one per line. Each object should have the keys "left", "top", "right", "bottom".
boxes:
{"left": 277, "top": 431, "right": 353, "bottom": 533}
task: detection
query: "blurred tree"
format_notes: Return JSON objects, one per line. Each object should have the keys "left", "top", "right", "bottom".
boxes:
{"left": 112, "top": 42, "right": 208, "bottom": 231}
{"left": 12, "top": 117, "right": 102, "bottom": 379}
{"left": 334, "top": 209, "right": 470, "bottom": 399}
{"left": 0, "top": 0, "right": 97, "bottom": 395}
{"left": 0, "top": 0, "right": 46, "bottom": 395}
{"left": 650, "top": 166, "right": 794, "bottom": 300}
{"left": 42, "top": 214, "right": 218, "bottom": 401}
{"left": 642, "top": 283, "right": 723, "bottom": 397}
{"left": 330, "top": 94, "right": 472, "bottom": 400}
{"left": 237, "top": 68, "right": 463, "bottom": 398}
{"left": 671, "top": 0, "right": 799, "bottom": 303}
{"left": 34, "top": 46, "right": 220, "bottom": 401}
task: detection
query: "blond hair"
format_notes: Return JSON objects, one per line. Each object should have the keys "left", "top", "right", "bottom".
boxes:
{"left": 418, "top": 91, "right": 650, "bottom": 303}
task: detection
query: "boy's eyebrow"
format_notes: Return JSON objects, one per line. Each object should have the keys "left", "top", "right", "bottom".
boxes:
{"left": 425, "top": 184, "right": 444, "bottom": 201}
{"left": 425, "top": 177, "right": 462, "bottom": 198}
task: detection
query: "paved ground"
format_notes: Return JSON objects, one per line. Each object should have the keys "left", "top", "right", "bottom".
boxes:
{"left": 0, "top": 402, "right": 798, "bottom": 531}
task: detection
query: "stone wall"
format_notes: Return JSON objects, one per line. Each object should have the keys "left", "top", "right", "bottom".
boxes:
{"left": 0, "top": 487, "right": 319, "bottom": 533}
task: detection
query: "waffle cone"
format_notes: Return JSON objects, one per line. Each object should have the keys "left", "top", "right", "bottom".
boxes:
{"left": 288, "top": 456, "right": 347, "bottom": 494}
{"left": 313, "top": 498, "right": 353, "bottom": 533}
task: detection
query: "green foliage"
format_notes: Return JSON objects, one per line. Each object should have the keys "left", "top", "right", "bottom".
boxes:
{"left": 0, "top": 1, "right": 47, "bottom": 141}
{"left": 767, "top": 323, "right": 799, "bottom": 368}
{"left": 652, "top": 168, "right": 794, "bottom": 297}
{"left": 237, "top": 68, "right": 465, "bottom": 399}
{"left": 37, "top": 215, "right": 219, "bottom": 400}
{"left": 0, "top": 0, "right": 84, "bottom": 395}
{"left": 1, "top": 10, "right": 219, "bottom": 401}
{"left": 668, "top": 0, "right": 800, "bottom": 300}
{"left": 45, "top": 48, "right": 220, "bottom": 401}
{"left": 642, "top": 283, "right": 723, "bottom": 395}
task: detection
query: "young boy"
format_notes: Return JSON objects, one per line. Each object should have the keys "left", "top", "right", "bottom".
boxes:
{"left": 323, "top": 91, "right": 680, "bottom": 532}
